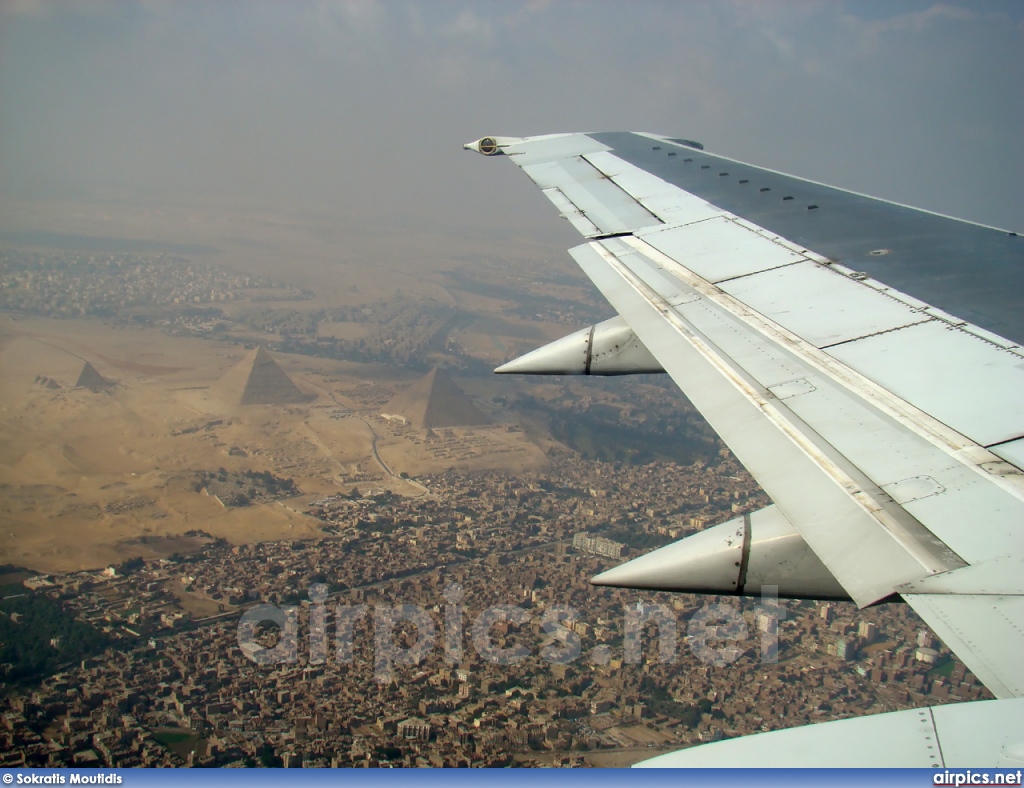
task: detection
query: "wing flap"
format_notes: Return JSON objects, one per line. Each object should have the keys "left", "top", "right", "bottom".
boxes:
{"left": 718, "top": 260, "right": 932, "bottom": 347}
{"left": 635, "top": 699, "right": 1024, "bottom": 767}
{"left": 636, "top": 216, "right": 1024, "bottom": 452}
{"left": 586, "top": 234, "right": 1024, "bottom": 559}
{"left": 569, "top": 239, "right": 963, "bottom": 606}
{"left": 827, "top": 320, "right": 1024, "bottom": 448}
{"left": 902, "top": 593, "right": 1024, "bottom": 699}
{"left": 577, "top": 236, "right": 1024, "bottom": 694}
{"left": 639, "top": 216, "right": 807, "bottom": 282}
{"left": 992, "top": 437, "right": 1024, "bottom": 469}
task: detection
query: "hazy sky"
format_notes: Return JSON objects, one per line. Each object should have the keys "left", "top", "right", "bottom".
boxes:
{"left": 2, "top": 0, "right": 1022, "bottom": 242}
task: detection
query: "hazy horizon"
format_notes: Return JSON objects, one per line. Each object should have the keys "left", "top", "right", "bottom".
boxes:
{"left": 2, "top": 0, "right": 1022, "bottom": 252}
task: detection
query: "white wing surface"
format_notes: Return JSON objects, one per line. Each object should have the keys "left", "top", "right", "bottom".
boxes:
{"left": 467, "top": 132, "right": 1024, "bottom": 764}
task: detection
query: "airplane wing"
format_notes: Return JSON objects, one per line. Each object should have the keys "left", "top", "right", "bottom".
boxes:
{"left": 466, "top": 132, "right": 1024, "bottom": 766}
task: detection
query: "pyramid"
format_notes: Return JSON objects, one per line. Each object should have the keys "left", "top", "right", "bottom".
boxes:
{"left": 75, "top": 361, "right": 114, "bottom": 392}
{"left": 382, "top": 368, "right": 490, "bottom": 428}
{"left": 214, "top": 346, "right": 311, "bottom": 406}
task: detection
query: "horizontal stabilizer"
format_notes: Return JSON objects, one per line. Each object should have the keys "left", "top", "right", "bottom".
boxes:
{"left": 591, "top": 505, "right": 849, "bottom": 600}
{"left": 495, "top": 315, "right": 663, "bottom": 376}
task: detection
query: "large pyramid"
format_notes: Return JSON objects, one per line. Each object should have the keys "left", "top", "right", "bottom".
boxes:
{"left": 214, "top": 346, "right": 311, "bottom": 406}
{"left": 382, "top": 368, "right": 490, "bottom": 428}
{"left": 75, "top": 361, "right": 114, "bottom": 392}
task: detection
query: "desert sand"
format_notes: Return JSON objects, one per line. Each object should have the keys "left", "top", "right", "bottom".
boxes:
{"left": 0, "top": 315, "right": 547, "bottom": 573}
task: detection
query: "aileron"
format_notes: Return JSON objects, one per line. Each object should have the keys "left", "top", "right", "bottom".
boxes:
{"left": 521, "top": 156, "right": 662, "bottom": 236}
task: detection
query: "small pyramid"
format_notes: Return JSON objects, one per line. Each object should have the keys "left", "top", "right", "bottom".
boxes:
{"left": 75, "top": 361, "right": 114, "bottom": 392}
{"left": 214, "top": 346, "right": 311, "bottom": 406}
{"left": 383, "top": 368, "right": 490, "bottom": 428}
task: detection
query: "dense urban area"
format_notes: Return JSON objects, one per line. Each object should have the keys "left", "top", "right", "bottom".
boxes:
{"left": 1, "top": 457, "right": 987, "bottom": 767}
{"left": 0, "top": 244, "right": 989, "bottom": 768}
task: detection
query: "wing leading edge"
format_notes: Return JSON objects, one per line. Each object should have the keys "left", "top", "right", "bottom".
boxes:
{"left": 468, "top": 132, "right": 1024, "bottom": 765}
